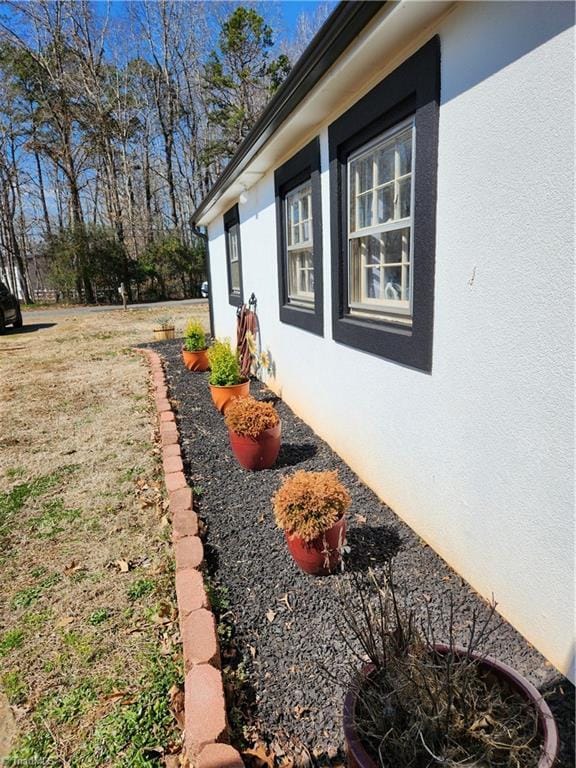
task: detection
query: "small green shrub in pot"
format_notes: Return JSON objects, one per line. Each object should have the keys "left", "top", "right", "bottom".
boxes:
{"left": 207, "top": 339, "right": 243, "bottom": 386}
{"left": 183, "top": 319, "right": 207, "bottom": 352}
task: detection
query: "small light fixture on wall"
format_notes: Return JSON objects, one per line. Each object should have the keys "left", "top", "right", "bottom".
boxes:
{"left": 239, "top": 183, "right": 248, "bottom": 205}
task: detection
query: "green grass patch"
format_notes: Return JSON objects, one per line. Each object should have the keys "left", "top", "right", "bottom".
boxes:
{"left": 0, "top": 629, "right": 24, "bottom": 657}
{"left": 4, "top": 728, "right": 57, "bottom": 767}
{"left": 28, "top": 498, "right": 82, "bottom": 538}
{"left": 61, "top": 631, "right": 95, "bottom": 663}
{"left": 73, "top": 654, "right": 181, "bottom": 767}
{"left": 88, "top": 609, "right": 110, "bottom": 626}
{"left": 11, "top": 574, "right": 61, "bottom": 609}
{"left": 4, "top": 467, "right": 26, "bottom": 480}
{"left": 2, "top": 669, "right": 27, "bottom": 704}
{"left": 205, "top": 577, "right": 230, "bottom": 613}
{"left": 0, "top": 465, "right": 79, "bottom": 545}
{"left": 39, "top": 679, "right": 98, "bottom": 724}
{"left": 7, "top": 653, "right": 182, "bottom": 768}
{"left": 22, "top": 609, "right": 53, "bottom": 628}
{"left": 127, "top": 578, "right": 155, "bottom": 601}
{"left": 121, "top": 466, "right": 144, "bottom": 482}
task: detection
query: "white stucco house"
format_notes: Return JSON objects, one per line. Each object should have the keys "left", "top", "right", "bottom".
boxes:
{"left": 192, "top": 1, "right": 575, "bottom": 681}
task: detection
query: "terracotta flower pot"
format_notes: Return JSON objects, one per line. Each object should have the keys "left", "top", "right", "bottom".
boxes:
{"left": 153, "top": 327, "right": 175, "bottom": 340}
{"left": 285, "top": 516, "right": 347, "bottom": 576}
{"left": 228, "top": 421, "right": 281, "bottom": 470}
{"left": 343, "top": 645, "right": 559, "bottom": 768}
{"left": 182, "top": 346, "right": 209, "bottom": 372}
{"left": 209, "top": 380, "right": 250, "bottom": 413}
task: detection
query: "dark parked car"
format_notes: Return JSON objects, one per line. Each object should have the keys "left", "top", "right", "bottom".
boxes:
{"left": 0, "top": 279, "right": 23, "bottom": 331}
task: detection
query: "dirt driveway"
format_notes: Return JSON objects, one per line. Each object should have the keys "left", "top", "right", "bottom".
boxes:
{"left": 0, "top": 303, "right": 208, "bottom": 766}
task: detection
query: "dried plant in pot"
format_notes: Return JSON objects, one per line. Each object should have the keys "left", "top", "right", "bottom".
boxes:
{"left": 153, "top": 316, "right": 175, "bottom": 340}
{"left": 335, "top": 566, "right": 559, "bottom": 768}
{"left": 181, "top": 319, "right": 209, "bottom": 371}
{"left": 207, "top": 338, "right": 249, "bottom": 413}
{"left": 273, "top": 470, "right": 351, "bottom": 575}
{"left": 224, "top": 397, "right": 281, "bottom": 470}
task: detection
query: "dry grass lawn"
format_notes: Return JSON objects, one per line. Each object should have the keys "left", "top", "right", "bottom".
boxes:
{"left": 0, "top": 304, "right": 208, "bottom": 767}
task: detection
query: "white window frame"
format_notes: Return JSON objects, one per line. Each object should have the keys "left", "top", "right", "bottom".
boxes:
{"left": 285, "top": 180, "right": 314, "bottom": 306}
{"left": 347, "top": 117, "right": 416, "bottom": 320}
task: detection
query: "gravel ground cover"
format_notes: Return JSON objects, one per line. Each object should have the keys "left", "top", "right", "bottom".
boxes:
{"left": 155, "top": 339, "right": 574, "bottom": 768}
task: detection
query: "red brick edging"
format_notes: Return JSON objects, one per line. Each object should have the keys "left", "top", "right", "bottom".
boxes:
{"left": 136, "top": 349, "right": 244, "bottom": 768}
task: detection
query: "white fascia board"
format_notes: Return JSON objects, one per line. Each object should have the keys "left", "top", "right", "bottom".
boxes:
{"left": 197, "top": 0, "right": 455, "bottom": 227}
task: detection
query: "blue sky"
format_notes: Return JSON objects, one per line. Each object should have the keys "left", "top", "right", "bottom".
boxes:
{"left": 279, "top": 0, "right": 335, "bottom": 26}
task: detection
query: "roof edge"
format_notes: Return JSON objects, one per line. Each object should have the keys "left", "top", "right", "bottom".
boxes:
{"left": 192, "top": 0, "right": 387, "bottom": 226}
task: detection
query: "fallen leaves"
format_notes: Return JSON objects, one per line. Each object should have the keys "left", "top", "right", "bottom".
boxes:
{"left": 277, "top": 593, "right": 292, "bottom": 612}
{"left": 265, "top": 609, "right": 276, "bottom": 623}
{"left": 64, "top": 559, "right": 86, "bottom": 576}
{"left": 168, "top": 684, "right": 185, "bottom": 730}
{"left": 243, "top": 742, "right": 275, "bottom": 768}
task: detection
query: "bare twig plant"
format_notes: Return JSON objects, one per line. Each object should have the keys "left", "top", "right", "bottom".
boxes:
{"left": 330, "top": 564, "right": 542, "bottom": 767}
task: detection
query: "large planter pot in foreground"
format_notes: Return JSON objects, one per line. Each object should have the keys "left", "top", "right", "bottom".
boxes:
{"left": 182, "top": 347, "right": 209, "bottom": 372}
{"left": 285, "top": 516, "right": 347, "bottom": 576}
{"left": 343, "top": 645, "right": 559, "bottom": 768}
{"left": 228, "top": 421, "right": 281, "bottom": 470}
{"left": 209, "top": 380, "right": 250, "bottom": 413}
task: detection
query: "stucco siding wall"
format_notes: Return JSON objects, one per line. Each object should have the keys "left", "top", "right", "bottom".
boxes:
{"left": 207, "top": 2, "right": 575, "bottom": 679}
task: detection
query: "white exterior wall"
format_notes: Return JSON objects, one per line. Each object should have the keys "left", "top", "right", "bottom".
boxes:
{"left": 208, "top": 2, "right": 575, "bottom": 680}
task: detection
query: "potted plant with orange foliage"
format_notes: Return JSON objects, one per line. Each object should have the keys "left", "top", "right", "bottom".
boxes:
{"left": 181, "top": 318, "right": 209, "bottom": 371}
{"left": 272, "top": 470, "right": 351, "bottom": 575}
{"left": 224, "top": 397, "right": 281, "bottom": 470}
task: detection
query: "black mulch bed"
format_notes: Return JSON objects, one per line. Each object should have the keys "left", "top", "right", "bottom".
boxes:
{"left": 149, "top": 340, "right": 574, "bottom": 767}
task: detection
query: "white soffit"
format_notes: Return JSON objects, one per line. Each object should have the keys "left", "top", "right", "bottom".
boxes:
{"left": 199, "top": 0, "right": 454, "bottom": 226}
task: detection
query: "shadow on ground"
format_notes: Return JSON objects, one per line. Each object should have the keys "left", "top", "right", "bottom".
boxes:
{"left": 275, "top": 442, "right": 318, "bottom": 468}
{"left": 345, "top": 524, "right": 402, "bottom": 572}
{"left": 4, "top": 323, "right": 56, "bottom": 334}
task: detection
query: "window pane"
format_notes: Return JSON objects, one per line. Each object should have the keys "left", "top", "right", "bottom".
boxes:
{"left": 288, "top": 249, "right": 314, "bottom": 303}
{"left": 383, "top": 267, "right": 402, "bottom": 300}
{"left": 302, "top": 221, "right": 310, "bottom": 242}
{"left": 397, "top": 131, "right": 412, "bottom": 176}
{"left": 355, "top": 156, "right": 373, "bottom": 194}
{"left": 366, "top": 235, "right": 382, "bottom": 265}
{"left": 230, "top": 259, "right": 240, "bottom": 292}
{"left": 377, "top": 185, "right": 394, "bottom": 223}
{"left": 377, "top": 145, "right": 395, "bottom": 185}
{"left": 350, "top": 233, "right": 410, "bottom": 307}
{"left": 357, "top": 193, "right": 372, "bottom": 229}
{"left": 301, "top": 195, "right": 309, "bottom": 220}
{"left": 402, "top": 265, "right": 411, "bottom": 301}
{"left": 365, "top": 267, "right": 381, "bottom": 299}
{"left": 347, "top": 121, "right": 414, "bottom": 316}
{"left": 382, "top": 229, "right": 403, "bottom": 263}
{"left": 228, "top": 226, "right": 239, "bottom": 262}
{"left": 291, "top": 199, "right": 300, "bottom": 225}
{"left": 397, "top": 177, "right": 411, "bottom": 219}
